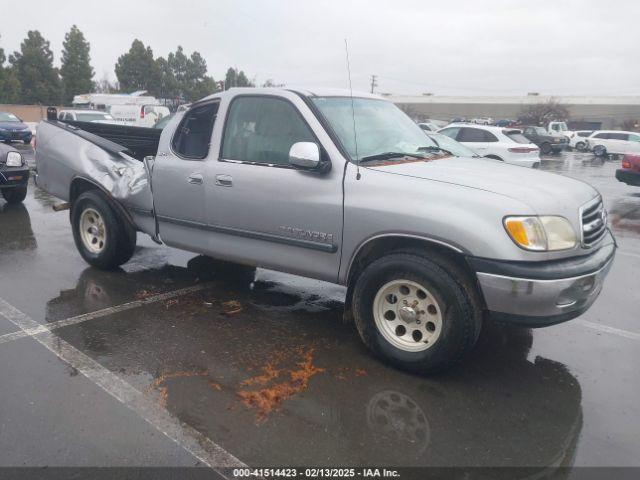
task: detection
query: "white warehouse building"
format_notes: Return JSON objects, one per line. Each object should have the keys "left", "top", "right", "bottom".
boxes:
{"left": 387, "top": 94, "right": 640, "bottom": 130}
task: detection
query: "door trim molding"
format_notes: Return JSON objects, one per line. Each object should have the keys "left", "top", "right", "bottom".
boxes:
{"left": 156, "top": 215, "right": 338, "bottom": 253}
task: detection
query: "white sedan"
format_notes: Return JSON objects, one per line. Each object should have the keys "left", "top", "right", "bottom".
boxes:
{"left": 438, "top": 124, "right": 540, "bottom": 168}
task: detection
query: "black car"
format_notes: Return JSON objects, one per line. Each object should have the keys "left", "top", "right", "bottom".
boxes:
{"left": 0, "top": 143, "right": 29, "bottom": 204}
{"left": 521, "top": 126, "right": 568, "bottom": 154}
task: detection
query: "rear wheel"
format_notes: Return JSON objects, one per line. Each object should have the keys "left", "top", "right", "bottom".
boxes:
{"left": 352, "top": 252, "right": 481, "bottom": 374}
{"left": 1, "top": 185, "right": 27, "bottom": 204}
{"left": 71, "top": 190, "right": 136, "bottom": 269}
{"left": 540, "top": 142, "right": 552, "bottom": 155}
{"left": 593, "top": 145, "right": 607, "bottom": 157}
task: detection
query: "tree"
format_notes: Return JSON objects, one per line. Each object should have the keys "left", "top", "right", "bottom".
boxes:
{"left": 224, "top": 67, "right": 254, "bottom": 89}
{"left": 115, "top": 39, "right": 161, "bottom": 94}
{"left": 518, "top": 98, "right": 569, "bottom": 126}
{"left": 0, "top": 36, "right": 21, "bottom": 103}
{"left": 94, "top": 72, "right": 118, "bottom": 93}
{"left": 165, "top": 46, "right": 218, "bottom": 101}
{"left": 9, "top": 30, "right": 61, "bottom": 104}
{"left": 60, "top": 25, "right": 95, "bottom": 104}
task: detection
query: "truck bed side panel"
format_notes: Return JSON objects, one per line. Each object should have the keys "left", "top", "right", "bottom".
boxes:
{"left": 35, "top": 121, "right": 155, "bottom": 235}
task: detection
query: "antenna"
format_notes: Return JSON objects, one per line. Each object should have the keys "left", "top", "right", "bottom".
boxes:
{"left": 344, "top": 39, "right": 360, "bottom": 180}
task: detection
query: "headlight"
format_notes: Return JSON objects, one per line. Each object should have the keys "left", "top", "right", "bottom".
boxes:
{"left": 5, "top": 151, "right": 24, "bottom": 167}
{"left": 504, "top": 216, "right": 577, "bottom": 251}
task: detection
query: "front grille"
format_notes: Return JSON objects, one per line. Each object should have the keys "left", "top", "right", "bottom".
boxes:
{"left": 581, "top": 197, "right": 607, "bottom": 247}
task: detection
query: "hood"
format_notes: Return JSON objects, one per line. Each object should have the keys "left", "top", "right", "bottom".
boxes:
{"left": 0, "top": 121, "right": 28, "bottom": 131}
{"left": 366, "top": 157, "right": 598, "bottom": 214}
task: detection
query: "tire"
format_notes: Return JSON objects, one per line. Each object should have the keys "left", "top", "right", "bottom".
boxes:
{"left": 71, "top": 190, "right": 136, "bottom": 269}
{"left": 352, "top": 252, "right": 481, "bottom": 374}
{"left": 575, "top": 141, "right": 586, "bottom": 151}
{"left": 593, "top": 145, "right": 607, "bottom": 157}
{"left": 1, "top": 185, "right": 27, "bottom": 204}
{"left": 540, "top": 142, "right": 552, "bottom": 155}
{"left": 485, "top": 155, "right": 503, "bottom": 161}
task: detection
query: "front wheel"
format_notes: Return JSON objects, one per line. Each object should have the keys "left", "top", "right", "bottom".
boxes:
{"left": 352, "top": 253, "right": 481, "bottom": 374}
{"left": 71, "top": 190, "right": 136, "bottom": 269}
{"left": 1, "top": 185, "right": 27, "bottom": 204}
{"left": 575, "top": 141, "right": 586, "bottom": 151}
{"left": 593, "top": 145, "right": 607, "bottom": 157}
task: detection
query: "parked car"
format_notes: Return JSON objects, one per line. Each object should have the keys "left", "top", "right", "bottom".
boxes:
{"left": 615, "top": 154, "right": 640, "bottom": 186}
{"left": 58, "top": 109, "right": 117, "bottom": 123}
{"left": 495, "top": 119, "right": 514, "bottom": 128}
{"left": 568, "top": 130, "right": 593, "bottom": 151}
{"left": 35, "top": 88, "right": 615, "bottom": 374}
{"left": 585, "top": 130, "right": 640, "bottom": 157}
{"left": 0, "top": 143, "right": 29, "bottom": 204}
{"left": 0, "top": 111, "right": 33, "bottom": 144}
{"left": 417, "top": 122, "right": 439, "bottom": 132}
{"left": 438, "top": 124, "right": 540, "bottom": 167}
{"left": 423, "top": 132, "right": 480, "bottom": 158}
{"left": 521, "top": 126, "right": 569, "bottom": 154}
{"left": 108, "top": 104, "right": 171, "bottom": 128}
{"left": 471, "top": 117, "right": 494, "bottom": 125}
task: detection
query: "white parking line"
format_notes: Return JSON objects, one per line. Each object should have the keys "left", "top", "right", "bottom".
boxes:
{"left": 0, "top": 295, "right": 247, "bottom": 476}
{"left": 618, "top": 250, "right": 640, "bottom": 261}
{"left": 574, "top": 319, "right": 640, "bottom": 341}
{"left": 0, "top": 284, "right": 210, "bottom": 346}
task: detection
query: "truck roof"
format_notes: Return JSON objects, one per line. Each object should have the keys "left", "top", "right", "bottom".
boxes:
{"left": 196, "top": 87, "right": 384, "bottom": 104}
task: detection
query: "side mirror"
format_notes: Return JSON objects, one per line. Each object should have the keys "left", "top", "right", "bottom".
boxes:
{"left": 289, "top": 142, "right": 320, "bottom": 169}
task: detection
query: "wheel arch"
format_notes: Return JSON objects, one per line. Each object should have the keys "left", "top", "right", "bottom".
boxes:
{"left": 342, "top": 234, "right": 485, "bottom": 321}
{"left": 69, "top": 176, "right": 136, "bottom": 230}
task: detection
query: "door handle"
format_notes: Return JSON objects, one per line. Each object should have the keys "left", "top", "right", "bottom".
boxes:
{"left": 215, "top": 174, "right": 233, "bottom": 187}
{"left": 187, "top": 173, "right": 204, "bottom": 185}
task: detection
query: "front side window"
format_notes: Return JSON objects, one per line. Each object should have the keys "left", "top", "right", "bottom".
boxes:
{"left": 578, "top": 131, "right": 592, "bottom": 137}
{"left": 222, "top": 97, "right": 315, "bottom": 166}
{"left": 172, "top": 102, "right": 219, "bottom": 159}
{"left": 593, "top": 133, "right": 609, "bottom": 139}
{"left": 629, "top": 133, "right": 640, "bottom": 142}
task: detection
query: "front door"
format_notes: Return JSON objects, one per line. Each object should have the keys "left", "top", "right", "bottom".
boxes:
{"left": 207, "top": 94, "right": 344, "bottom": 282}
{"left": 152, "top": 101, "right": 219, "bottom": 252}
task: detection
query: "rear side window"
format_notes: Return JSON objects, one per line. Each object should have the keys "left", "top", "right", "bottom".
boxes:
{"left": 608, "top": 133, "right": 629, "bottom": 141}
{"left": 504, "top": 131, "right": 530, "bottom": 144}
{"left": 593, "top": 133, "right": 609, "bottom": 139}
{"left": 172, "top": 102, "right": 219, "bottom": 159}
{"left": 458, "top": 127, "right": 487, "bottom": 142}
{"left": 221, "top": 96, "right": 315, "bottom": 166}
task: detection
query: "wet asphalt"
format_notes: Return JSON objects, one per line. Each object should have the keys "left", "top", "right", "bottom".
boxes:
{"left": 0, "top": 145, "right": 639, "bottom": 473}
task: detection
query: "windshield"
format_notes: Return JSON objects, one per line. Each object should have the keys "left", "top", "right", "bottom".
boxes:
{"left": 76, "top": 112, "right": 113, "bottom": 122}
{"left": 310, "top": 97, "right": 437, "bottom": 161}
{"left": 154, "top": 114, "right": 174, "bottom": 129}
{"left": 0, "top": 112, "right": 21, "bottom": 122}
{"left": 426, "top": 132, "right": 478, "bottom": 157}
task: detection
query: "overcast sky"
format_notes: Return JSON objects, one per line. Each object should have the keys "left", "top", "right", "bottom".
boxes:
{"left": 1, "top": 0, "right": 639, "bottom": 96}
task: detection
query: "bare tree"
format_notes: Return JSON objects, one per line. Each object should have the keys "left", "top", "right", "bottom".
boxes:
{"left": 95, "top": 72, "right": 118, "bottom": 93}
{"left": 518, "top": 98, "right": 569, "bottom": 126}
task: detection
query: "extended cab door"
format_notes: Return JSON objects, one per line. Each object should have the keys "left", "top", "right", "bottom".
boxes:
{"left": 206, "top": 93, "right": 344, "bottom": 282}
{"left": 151, "top": 100, "right": 219, "bottom": 252}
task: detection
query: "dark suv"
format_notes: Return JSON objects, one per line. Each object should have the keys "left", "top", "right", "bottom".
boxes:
{"left": 522, "top": 126, "right": 568, "bottom": 154}
{"left": 0, "top": 143, "right": 29, "bottom": 204}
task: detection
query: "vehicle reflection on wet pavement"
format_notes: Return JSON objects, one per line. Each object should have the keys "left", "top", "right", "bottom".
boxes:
{"left": 0, "top": 150, "right": 638, "bottom": 471}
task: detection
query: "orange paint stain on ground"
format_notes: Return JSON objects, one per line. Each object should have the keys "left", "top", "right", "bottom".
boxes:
{"left": 238, "top": 347, "right": 325, "bottom": 422}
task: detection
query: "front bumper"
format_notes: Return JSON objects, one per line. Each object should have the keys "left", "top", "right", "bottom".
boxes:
{"left": 0, "top": 166, "right": 30, "bottom": 188}
{"left": 616, "top": 169, "right": 640, "bottom": 186}
{"left": 0, "top": 130, "right": 32, "bottom": 142}
{"left": 472, "top": 238, "right": 616, "bottom": 327}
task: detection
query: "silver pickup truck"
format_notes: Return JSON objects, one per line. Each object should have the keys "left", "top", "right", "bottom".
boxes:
{"left": 35, "top": 88, "right": 615, "bottom": 373}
